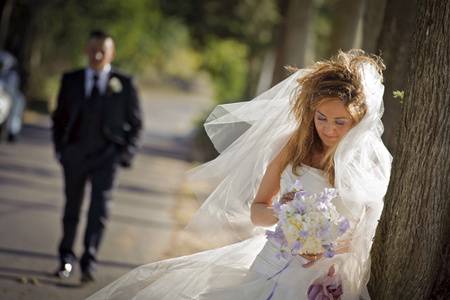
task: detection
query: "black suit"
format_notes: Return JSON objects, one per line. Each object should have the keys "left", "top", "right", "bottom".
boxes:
{"left": 51, "top": 68, "right": 142, "bottom": 273}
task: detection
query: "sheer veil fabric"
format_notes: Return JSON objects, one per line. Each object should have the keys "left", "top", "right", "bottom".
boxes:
{"left": 87, "top": 64, "right": 391, "bottom": 300}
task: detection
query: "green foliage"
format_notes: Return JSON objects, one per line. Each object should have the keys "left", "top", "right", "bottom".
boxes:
{"left": 14, "top": 0, "right": 201, "bottom": 102}
{"left": 10, "top": 0, "right": 280, "bottom": 107}
{"left": 34, "top": 0, "right": 169, "bottom": 72}
{"left": 202, "top": 39, "right": 249, "bottom": 103}
{"left": 160, "top": 0, "right": 280, "bottom": 52}
{"left": 149, "top": 18, "right": 202, "bottom": 80}
{"left": 234, "top": 0, "right": 279, "bottom": 52}
{"left": 393, "top": 90, "right": 405, "bottom": 103}
{"left": 159, "top": 0, "right": 281, "bottom": 103}
{"left": 163, "top": 46, "right": 202, "bottom": 80}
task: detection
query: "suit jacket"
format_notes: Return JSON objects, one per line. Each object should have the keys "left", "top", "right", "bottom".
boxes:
{"left": 51, "top": 68, "right": 143, "bottom": 167}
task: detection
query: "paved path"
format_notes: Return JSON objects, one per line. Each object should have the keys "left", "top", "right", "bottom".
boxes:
{"left": 0, "top": 85, "right": 213, "bottom": 300}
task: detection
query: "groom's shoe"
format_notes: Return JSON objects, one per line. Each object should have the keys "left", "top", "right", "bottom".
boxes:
{"left": 80, "top": 269, "right": 95, "bottom": 283}
{"left": 80, "top": 253, "right": 96, "bottom": 283}
{"left": 53, "top": 262, "right": 74, "bottom": 278}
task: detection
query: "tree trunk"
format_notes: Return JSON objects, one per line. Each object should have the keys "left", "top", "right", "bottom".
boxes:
{"left": 255, "top": 49, "right": 276, "bottom": 95}
{"left": 324, "top": 0, "right": 365, "bottom": 58}
{"left": 244, "top": 54, "right": 263, "bottom": 98}
{"left": 361, "top": 0, "right": 386, "bottom": 53}
{"left": 374, "top": 0, "right": 417, "bottom": 152}
{"left": 370, "top": 1, "right": 450, "bottom": 299}
{"left": 271, "top": 0, "right": 314, "bottom": 85}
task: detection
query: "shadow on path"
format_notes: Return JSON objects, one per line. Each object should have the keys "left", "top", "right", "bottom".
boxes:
{"left": 0, "top": 247, "right": 139, "bottom": 270}
{"left": 139, "top": 131, "right": 194, "bottom": 161}
{"left": 10, "top": 123, "right": 52, "bottom": 147}
{"left": 0, "top": 162, "right": 58, "bottom": 179}
{"left": 0, "top": 272, "right": 84, "bottom": 288}
{"left": 0, "top": 196, "right": 173, "bottom": 229}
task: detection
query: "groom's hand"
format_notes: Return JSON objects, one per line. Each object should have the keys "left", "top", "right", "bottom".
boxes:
{"left": 117, "top": 146, "right": 134, "bottom": 168}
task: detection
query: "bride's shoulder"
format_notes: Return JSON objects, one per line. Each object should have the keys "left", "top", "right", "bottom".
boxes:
{"left": 271, "top": 145, "right": 290, "bottom": 169}
{"left": 268, "top": 145, "right": 291, "bottom": 174}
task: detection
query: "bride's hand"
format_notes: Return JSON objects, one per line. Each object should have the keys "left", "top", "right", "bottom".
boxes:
{"left": 301, "top": 240, "right": 352, "bottom": 268}
{"left": 300, "top": 240, "right": 352, "bottom": 268}
{"left": 335, "top": 239, "right": 352, "bottom": 254}
{"left": 280, "top": 192, "right": 296, "bottom": 204}
{"left": 301, "top": 253, "right": 323, "bottom": 268}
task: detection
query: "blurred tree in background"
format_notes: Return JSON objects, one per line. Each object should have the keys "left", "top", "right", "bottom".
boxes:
{"left": 271, "top": 0, "right": 314, "bottom": 86}
{"left": 160, "top": 0, "right": 280, "bottom": 101}
{"left": 0, "top": 0, "right": 426, "bottom": 153}
{"left": 0, "top": 0, "right": 282, "bottom": 109}
{"left": 0, "top": 0, "right": 354, "bottom": 108}
{"left": 2, "top": 0, "right": 200, "bottom": 110}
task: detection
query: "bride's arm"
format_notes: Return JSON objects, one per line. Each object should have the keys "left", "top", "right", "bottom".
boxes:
{"left": 250, "top": 148, "right": 287, "bottom": 227}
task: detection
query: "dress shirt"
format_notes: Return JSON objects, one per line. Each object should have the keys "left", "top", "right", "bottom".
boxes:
{"left": 85, "top": 64, "right": 111, "bottom": 98}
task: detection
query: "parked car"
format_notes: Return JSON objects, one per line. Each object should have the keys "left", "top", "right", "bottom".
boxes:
{"left": 0, "top": 50, "right": 25, "bottom": 142}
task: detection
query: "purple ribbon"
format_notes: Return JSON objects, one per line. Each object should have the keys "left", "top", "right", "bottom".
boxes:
{"left": 265, "top": 259, "right": 292, "bottom": 300}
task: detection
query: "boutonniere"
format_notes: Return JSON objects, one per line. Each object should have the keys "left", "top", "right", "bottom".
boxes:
{"left": 108, "top": 77, "right": 123, "bottom": 93}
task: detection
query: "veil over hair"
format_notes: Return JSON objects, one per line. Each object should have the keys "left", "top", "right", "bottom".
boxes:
{"left": 186, "top": 53, "right": 392, "bottom": 297}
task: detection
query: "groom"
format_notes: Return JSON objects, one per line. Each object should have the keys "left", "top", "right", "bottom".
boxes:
{"left": 51, "top": 30, "right": 142, "bottom": 282}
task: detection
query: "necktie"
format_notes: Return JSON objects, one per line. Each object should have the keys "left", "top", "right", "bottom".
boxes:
{"left": 90, "top": 74, "right": 100, "bottom": 99}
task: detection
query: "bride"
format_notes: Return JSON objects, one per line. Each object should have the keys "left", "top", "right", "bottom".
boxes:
{"left": 87, "top": 49, "right": 392, "bottom": 300}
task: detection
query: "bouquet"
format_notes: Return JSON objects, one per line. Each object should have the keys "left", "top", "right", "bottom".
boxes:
{"left": 266, "top": 180, "right": 350, "bottom": 259}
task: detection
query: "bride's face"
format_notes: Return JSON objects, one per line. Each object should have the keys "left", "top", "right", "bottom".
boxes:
{"left": 314, "top": 98, "right": 354, "bottom": 148}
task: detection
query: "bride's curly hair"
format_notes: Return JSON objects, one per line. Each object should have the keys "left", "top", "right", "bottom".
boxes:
{"left": 284, "top": 49, "right": 384, "bottom": 185}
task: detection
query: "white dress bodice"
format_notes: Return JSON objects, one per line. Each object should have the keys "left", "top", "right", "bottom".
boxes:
{"left": 279, "top": 164, "right": 330, "bottom": 195}
{"left": 278, "top": 164, "right": 352, "bottom": 224}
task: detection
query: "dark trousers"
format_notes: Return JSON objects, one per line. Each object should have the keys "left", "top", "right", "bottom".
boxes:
{"left": 58, "top": 144, "right": 118, "bottom": 272}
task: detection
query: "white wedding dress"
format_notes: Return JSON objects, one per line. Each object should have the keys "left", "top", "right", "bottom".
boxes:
{"left": 87, "top": 165, "right": 358, "bottom": 300}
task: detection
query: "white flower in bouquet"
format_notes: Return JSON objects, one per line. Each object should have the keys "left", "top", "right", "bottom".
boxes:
{"left": 266, "top": 180, "right": 350, "bottom": 259}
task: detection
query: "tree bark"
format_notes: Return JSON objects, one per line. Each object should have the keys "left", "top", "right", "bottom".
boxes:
{"left": 374, "top": 0, "right": 417, "bottom": 152}
{"left": 370, "top": 1, "right": 450, "bottom": 299}
{"left": 271, "top": 0, "right": 314, "bottom": 85}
